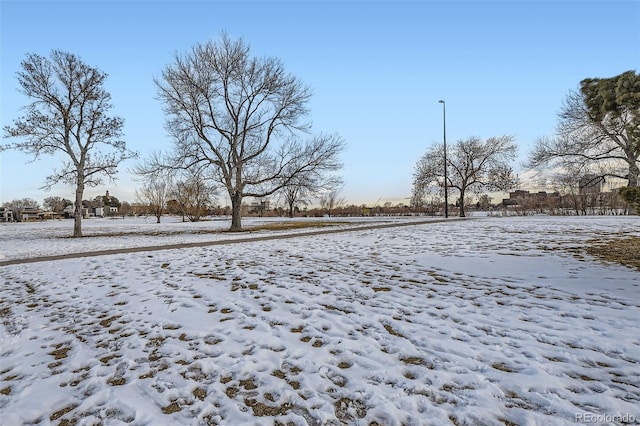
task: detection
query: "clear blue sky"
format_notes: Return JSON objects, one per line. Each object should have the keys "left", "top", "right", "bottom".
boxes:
{"left": 1, "top": 1, "right": 639, "bottom": 207}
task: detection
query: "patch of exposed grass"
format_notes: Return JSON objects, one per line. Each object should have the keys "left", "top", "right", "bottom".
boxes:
{"left": 99, "top": 315, "right": 121, "bottom": 328}
{"left": 161, "top": 401, "right": 182, "bottom": 414}
{"left": 400, "top": 356, "right": 427, "bottom": 366}
{"left": 192, "top": 387, "right": 207, "bottom": 401}
{"left": 382, "top": 323, "right": 406, "bottom": 338}
{"left": 107, "top": 377, "right": 127, "bottom": 386}
{"left": 99, "top": 354, "right": 118, "bottom": 365}
{"left": 49, "top": 346, "right": 71, "bottom": 360}
{"left": 584, "top": 236, "right": 640, "bottom": 271}
{"left": 50, "top": 404, "right": 78, "bottom": 421}
{"left": 245, "top": 398, "right": 291, "bottom": 417}
{"left": 334, "top": 397, "right": 367, "bottom": 421}
{"left": 492, "top": 362, "right": 517, "bottom": 373}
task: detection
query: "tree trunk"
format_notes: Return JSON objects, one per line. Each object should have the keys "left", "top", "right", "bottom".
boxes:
{"left": 288, "top": 200, "right": 294, "bottom": 218}
{"left": 628, "top": 156, "right": 639, "bottom": 187}
{"left": 230, "top": 191, "right": 243, "bottom": 231}
{"left": 458, "top": 190, "right": 466, "bottom": 217}
{"left": 73, "top": 181, "right": 84, "bottom": 237}
{"left": 628, "top": 163, "right": 639, "bottom": 214}
{"left": 156, "top": 214, "right": 161, "bottom": 224}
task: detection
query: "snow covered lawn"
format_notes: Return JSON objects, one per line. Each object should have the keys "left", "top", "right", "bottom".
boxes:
{"left": 1, "top": 216, "right": 639, "bottom": 425}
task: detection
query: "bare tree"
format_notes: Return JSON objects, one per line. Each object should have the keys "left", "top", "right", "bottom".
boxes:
{"left": 136, "top": 178, "right": 172, "bottom": 223}
{"left": 42, "top": 196, "right": 72, "bottom": 213}
{"left": 171, "top": 170, "right": 217, "bottom": 222}
{"left": 134, "top": 154, "right": 175, "bottom": 223}
{"left": 2, "top": 50, "right": 136, "bottom": 236}
{"left": 2, "top": 198, "right": 40, "bottom": 210}
{"left": 155, "top": 33, "right": 344, "bottom": 231}
{"left": 278, "top": 134, "right": 345, "bottom": 217}
{"left": 528, "top": 71, "right": 639, "bottom": 196}
{"left": 414, "top": 135, "right": 518, "bottom": 217}
{"left": 546, "top": 168, "right": 585, "bottom": 215}
{"left": 119, "top": 201, "right": 133, "bottom": 217}
{"left": 319, "top": 188, "right": 345, "bottom": 217}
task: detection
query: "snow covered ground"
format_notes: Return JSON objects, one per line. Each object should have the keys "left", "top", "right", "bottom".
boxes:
{"left": 0, "top": 215, "right": 638, "bottom": 425}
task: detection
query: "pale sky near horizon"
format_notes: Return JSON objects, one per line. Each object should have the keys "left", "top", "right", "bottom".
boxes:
{"left": 1, "top": 0, "right": 639, "bottom": 207}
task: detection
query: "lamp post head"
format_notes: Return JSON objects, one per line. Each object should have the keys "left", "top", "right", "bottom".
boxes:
{"left": 438, "top": 100, "right": 445, "bottom": 104}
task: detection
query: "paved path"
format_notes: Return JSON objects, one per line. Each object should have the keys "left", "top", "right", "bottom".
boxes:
{"left": 0, "top": 218, "right": 470, "bottom": 266}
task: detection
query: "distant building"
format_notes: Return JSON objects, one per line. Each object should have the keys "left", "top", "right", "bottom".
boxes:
{"left": 601, "top": 176, "right": 626, "bottom": 193}
{"left": 578, "top": 175, "right": 604, "bottom": 194}
{"left": 502, "top": 190, "right": 560, "bottom": 207}
{"left": 64, "top": 205, "right": 89, "bottom": 218}
{"left": 249, "top": 199, "right": 270, "bottom": 215}
{"left": 1, "top": 207, "right": 14, "bottom": 222}
{"left": 14, "top": 207, "right": 42, "bottom": 222}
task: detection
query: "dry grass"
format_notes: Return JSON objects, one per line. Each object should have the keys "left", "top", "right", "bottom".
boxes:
{"left": 585, "top": 236, "right": 640, "bottom": 271}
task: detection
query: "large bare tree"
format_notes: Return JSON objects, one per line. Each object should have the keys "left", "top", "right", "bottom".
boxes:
{"left": 155, "top": 34, "right": 344, "bottom": 231}
{"left": 528, "top": 71, "right": 640, "bottom": 191}
{"left": 413, "top": 135, "right": 518, "bottom": 217}
{"left": 2, "top": 50, "right": 136, "bottom": 236}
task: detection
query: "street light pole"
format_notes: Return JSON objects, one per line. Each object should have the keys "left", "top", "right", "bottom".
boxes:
{"left": 438, "top": 100, "right": 448, "bottom": 218}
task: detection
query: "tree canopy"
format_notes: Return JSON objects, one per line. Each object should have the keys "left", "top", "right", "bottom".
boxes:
{"left": 154, "top": 33, "right": 344, "bottom": 231}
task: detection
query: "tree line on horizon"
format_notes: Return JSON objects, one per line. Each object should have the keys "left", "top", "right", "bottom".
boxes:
{"left": 2, "top": 32, "right": 638, "bottom": 236}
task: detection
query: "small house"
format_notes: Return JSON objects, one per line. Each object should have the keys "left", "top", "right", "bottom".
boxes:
{"left": 1, "top": 207, "right": 14, "bottom": 222}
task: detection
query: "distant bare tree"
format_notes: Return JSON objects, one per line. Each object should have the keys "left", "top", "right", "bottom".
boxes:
{"left": 542, "top": 167, "right": 589, "bottom": 215}
{"left": 42, "top": 196, "right": 71, "bottom": 213}
{"left": 319, "top": 188, "right": 345, "bottom": 217}
{"left": 119, "top": 201, "right": 133, "bottom": 217}
{"left": 2, "top": 198, "right": 40, "bottom": 210}
{"left": 136, "top": 178, "right": 172, "bottom": 223}
{"left": 410, "top": 183, "right": 427, "bottom": 209}
{"left": 155, "top": 33, "right": 344, "bottom": 231}
{"left": 134, "top": 154, "right": 174, "bottom": 223}
{"left": 171, "top": 170, "right": 217, "bottom": 222}
{"left": 414, "top": 135, "right": 518, "bottom": 217}
{"left": 279, "top": 134, "right": 345, "bottom": 217}
{"left": 477, "top": 194, "right": 492, "bottom": 210}
{"left": 2, "top": 50, "right": 136, "bottom": 236}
